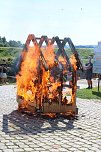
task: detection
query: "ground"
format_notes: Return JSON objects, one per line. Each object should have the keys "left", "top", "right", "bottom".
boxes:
{"left": 0, "top": 83, "right": 101, "bottom": 152}
{"left": 77, "top": 78, "right": 98, "bottom": 89}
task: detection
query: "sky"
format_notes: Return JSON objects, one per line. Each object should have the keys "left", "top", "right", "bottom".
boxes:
{"left": 0, "top": 0, "right": 101, "bottom": 45}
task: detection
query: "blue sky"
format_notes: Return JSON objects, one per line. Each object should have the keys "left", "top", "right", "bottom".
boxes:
{"left": 0, "top": 0, "right": 101, "bottom": 45}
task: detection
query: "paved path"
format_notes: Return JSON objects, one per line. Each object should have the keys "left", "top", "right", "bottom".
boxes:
{"left": 0, "top": 85, "right": 101, "bottom": 152}
{"left": 77, "top": 78, "right": 99, "bottom": 89}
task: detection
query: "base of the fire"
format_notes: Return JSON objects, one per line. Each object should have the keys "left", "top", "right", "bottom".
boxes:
{"left": 17, "top": 96, "right": 78, "bottom": 117}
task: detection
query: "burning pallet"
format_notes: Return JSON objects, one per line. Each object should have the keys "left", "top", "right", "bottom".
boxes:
{"left": 16, "top": 34, "right": 83, "bottom": 116}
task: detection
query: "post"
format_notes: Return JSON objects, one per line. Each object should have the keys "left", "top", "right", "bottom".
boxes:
{"left": 98, "top": 74, "right": 100, "bottom": 92}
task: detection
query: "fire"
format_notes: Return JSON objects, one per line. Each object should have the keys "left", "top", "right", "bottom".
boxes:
{"left": 16, "top": 42, "right": 62, "bottom": 108}
{"left": 16, "top": 47, "right": 39, "bottom": 102}
{"left": 16, "top": 38, "right": 78, "bottom": 112}
{"left": 58, "top": 56, "right": 67, "bottom": 65}
{"left": 69, "top": 54, "right": 77, "bottom": 71}
{"left": 69, "top": 54, "right": 77, "bottom": 103}
{"left": 43, "top": 43, "right": 55, "bottom": 68}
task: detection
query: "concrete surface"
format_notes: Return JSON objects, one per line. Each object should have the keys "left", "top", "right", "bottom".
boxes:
{"left": 77, "top": 78, "right": 99, "bottom": 89}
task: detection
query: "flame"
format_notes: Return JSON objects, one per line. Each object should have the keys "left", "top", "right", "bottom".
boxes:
{"left": 69, "top": 54, "right": 77, "bottom": 70}
{"left": 58, "top": 56, "right": 67, "bottom": 65}
{"left": 69, "top": 54, "right": 77, "bottom": 103}
{"left": 16, "top": 42, "right": 78, "bottom": 112}
{"left": 43, "top": 44, "right": 55, "bottom": 67}
{"left": 16, "top": 46, "right": 40, "bottom": 102}
{"left": 16, "top": 44, "right": 61, "bottom": 108}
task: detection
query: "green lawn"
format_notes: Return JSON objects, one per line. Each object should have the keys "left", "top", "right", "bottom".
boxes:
{"left": 77, "top": 87, "right": 101, "bottom": 99}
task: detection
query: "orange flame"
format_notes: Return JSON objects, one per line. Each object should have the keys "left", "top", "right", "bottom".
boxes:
{"left": 16, "top": 43, "right": 78, "bottom": 111}
{"left": 16, "top": 47, "right": 40, "bottom": 102}
{"left": 58, "top": 56, "right": 67, "bottom": 65}
{"left": 69, "top": 54, "right": 77, "bottom": 70}
{"left": 43, "top": 44, "right": 55, "bottom": 67}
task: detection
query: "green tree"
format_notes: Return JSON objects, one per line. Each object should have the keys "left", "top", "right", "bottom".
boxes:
{"left": 8, "top": 40, "right": 18, "bottom": 47}
{"left": 0, "top": 36, "right": 3, "bottom": 46}
{"left": 17, "top": 41, "right": 23, "bottom": 47}
{"left": 4, "top": 42, "right": 10, "bottom": 47}
{"left": 2, "top": 37, "right": 6, "bottom": 44}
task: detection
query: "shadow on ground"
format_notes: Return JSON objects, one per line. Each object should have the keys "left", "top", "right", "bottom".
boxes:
{"left": 2, "top": 110, "right": 77, "bottom": 135}
{"left": 92, "top": 91, "right": 101, "bottom": 97}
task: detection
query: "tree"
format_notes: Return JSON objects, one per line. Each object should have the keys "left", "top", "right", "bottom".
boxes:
{"left": 17, "top": 41, "right": 23, "bottom": 47}
{"left": 0, "top": 36, "right": 1, "bottom": 41}
{"left": 2, "top": 37, "right": 6, "bottom": 44}
{"left": 0, "top": 36, "right": 4, "bottom": 46}
{"left": 0, "top": 35, "right": 23, "bottom": 47}
{"left": 4, "top": 42, "right": 10, "bottom": 47}
{"left": 8, "top": 40, "right": 18, "bottom": 47}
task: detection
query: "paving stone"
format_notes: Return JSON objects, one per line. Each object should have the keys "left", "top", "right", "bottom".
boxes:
{"left": 7, "top": 145, "right": 19, "bottom": 149}
{"left": 29, "top": 144, "right": 40, "bottom": 148}
{"left": 18, "top": 144, "right": 29, "bottom": 148}
{"left": 49, "top": 149, "right": 61, "bottom": 152}
{"left": 13, "top": 149, "right": 24, "bottom": 152}
{"left": 58, "top": 147, "right": 68, "bottom": 151}
{"left": 1, "top": 140, "right": 10, "bottom": 143}
{"left": 34, "top": 147, "right": 46, "bottom": 151}
{"left": 23, "top": 147, "right": 34, "bottom": 151}
{"left": 0, "top": 146, "right": 8, "bottom": 150}
{"left": 3, "top": 149, "right": 14, "bottom": 152}
{"left": 5, "top": 142, "right": 14, "bottom": 146}
{"left": 0, "top": 143, "right": 5, "bottom": 146}
{"left": 90, "top": 147, "right": 101, "bottom": 151}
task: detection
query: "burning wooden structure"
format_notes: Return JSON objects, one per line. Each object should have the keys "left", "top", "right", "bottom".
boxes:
{"left": 16, "top": 34, "right": 83, "bottom": 116}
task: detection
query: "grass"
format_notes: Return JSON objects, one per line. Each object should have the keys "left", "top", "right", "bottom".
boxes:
{"left": 77, "top": 86, "right": 101, "bottom": 99}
